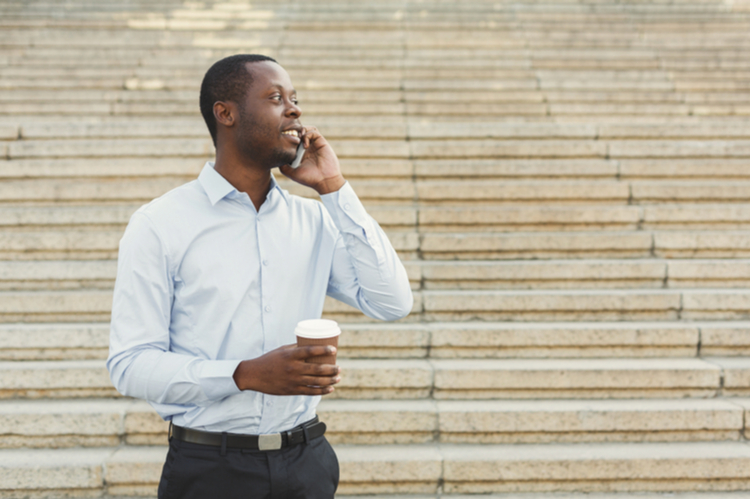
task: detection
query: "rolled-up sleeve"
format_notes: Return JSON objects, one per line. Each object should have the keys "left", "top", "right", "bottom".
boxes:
{"left": 320, "top": 182, "right": 413, "bottom": 321}
{"left": 106, "top": 212, "right": 242, "bottom": 406}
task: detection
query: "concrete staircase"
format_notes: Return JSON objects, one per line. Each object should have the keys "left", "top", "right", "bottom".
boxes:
{"left": 2, "top": 0, "right": 750, "bottom": 496}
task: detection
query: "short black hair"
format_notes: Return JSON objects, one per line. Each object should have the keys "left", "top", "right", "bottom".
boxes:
{"left": 199, "top": 54, "right": 278, "bottom": 146}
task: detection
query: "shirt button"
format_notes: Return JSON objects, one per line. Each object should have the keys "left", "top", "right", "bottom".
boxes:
{"left": 262, "top": 260, "right": 268, "bottom": 266}
{"left": 266, "top": 400, "right": 272, "bottom": 407}
{"left": 344, "top": 203, "right": 351, "bottom": 211}
{"left": 264, "top": 305, "right": 271, "bottom": 312}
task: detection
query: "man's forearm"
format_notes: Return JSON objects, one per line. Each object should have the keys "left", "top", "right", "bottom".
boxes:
{"left": 107, "top": 348, "right": 241, "bottom": 406}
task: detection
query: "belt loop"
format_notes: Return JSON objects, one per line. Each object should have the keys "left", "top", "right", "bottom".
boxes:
{"left": 220, "top": 432, "right": 227, "bottom": 456}
{"left": 302, "top": 425, "right": 310, "bottom": 444}
{"left": 168, "top": 421, "right": 173, "bottom": 442}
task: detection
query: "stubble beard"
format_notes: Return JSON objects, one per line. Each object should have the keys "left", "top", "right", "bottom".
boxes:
{"left": 236, "top": 108, "right": 297, "bottom": 169}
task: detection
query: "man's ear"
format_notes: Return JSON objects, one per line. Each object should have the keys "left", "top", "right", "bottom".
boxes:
{"left": 213, "top": 101, "right": 236, "bottom": 127}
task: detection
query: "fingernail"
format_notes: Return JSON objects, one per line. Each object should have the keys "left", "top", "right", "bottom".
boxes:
{"left": 328, "top": 347, "right": 337, "bottom": 353}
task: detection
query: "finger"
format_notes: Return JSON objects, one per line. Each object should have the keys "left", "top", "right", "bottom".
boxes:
{"left": 296, "top": 363, "right": 339, "bottom": 378}
{"left": 301, "top": 126, "right": 312, "bottom": 148}
{"left": 302, "top": 126, "right": 320, "bottom": 148}
{"left": 297, "top": 363, "right": 339, "bottom": 377}
{"left": 301, "top": 375, "right": 341, "bottom": 387}
{"left": 297, "top": 385, "right": 335, "bottom": 396}
{"left": 292, "top": 345, "right": 336, "bottom": 359}
{"left": 306, "top": 363, "right": 340, "bottom": 376}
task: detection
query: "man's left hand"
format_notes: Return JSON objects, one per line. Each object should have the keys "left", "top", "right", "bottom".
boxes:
{"left": 279, "top": 126, "right": 346, "bottom": 195}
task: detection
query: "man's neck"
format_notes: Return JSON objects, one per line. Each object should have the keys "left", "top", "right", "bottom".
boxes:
{"left": 213, "top": 149, "right": 272, "bottom": 212}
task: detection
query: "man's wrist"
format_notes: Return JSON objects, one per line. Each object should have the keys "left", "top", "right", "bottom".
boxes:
{"left": 314, "top": 175, "right": 346, "bottom": 195}
{"left": 233, "top": 359, "right": 253, "bottom": 391}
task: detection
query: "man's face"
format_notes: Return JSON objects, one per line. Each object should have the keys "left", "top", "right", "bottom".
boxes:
{"left": 234, "top": 61, "right": 302, "bottom": 168}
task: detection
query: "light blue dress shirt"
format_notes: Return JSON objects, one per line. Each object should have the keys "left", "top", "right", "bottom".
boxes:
{"left": 107, "top": 162, "right": 413, "bottom": 434}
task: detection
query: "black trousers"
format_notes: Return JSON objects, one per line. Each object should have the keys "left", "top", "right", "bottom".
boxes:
{"left": 157, "top": 430, "right": 339, "bottom": 499}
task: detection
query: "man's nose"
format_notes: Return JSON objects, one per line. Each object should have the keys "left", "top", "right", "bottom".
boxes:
{"left": 286, "top": 100, "right": 301, "bottom": 118}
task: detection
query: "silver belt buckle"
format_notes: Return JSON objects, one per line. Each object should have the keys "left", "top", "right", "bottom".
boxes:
{"left": 258, "top": 433, "right": 282, "bottom": 451}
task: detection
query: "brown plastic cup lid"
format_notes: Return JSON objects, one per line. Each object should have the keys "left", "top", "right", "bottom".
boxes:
{"left": 294, "top": 319, "right": 341, "bottom": 339}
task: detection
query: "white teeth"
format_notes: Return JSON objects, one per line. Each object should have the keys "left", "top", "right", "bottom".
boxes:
{"left": 282, "top": 130, "right": 299, "bottom": 137}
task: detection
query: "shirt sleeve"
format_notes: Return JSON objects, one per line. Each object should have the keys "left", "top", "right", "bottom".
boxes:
{"left": 106, "top": 211, "right": 242, "bottom": 406}
{"left": 320, "top": 181, "right": 413, "bottom": 320}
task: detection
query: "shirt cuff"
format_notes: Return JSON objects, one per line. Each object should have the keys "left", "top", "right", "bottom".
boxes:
{"left": 320, "top": 181, "right": 370, "bottom": 233}
{"left": 199, "top": 359, "right": 243, "bottom": 401}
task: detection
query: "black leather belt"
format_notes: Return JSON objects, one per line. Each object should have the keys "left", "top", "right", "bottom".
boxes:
{"left": 170, "top": 417, "right": 326, "bottom": 451}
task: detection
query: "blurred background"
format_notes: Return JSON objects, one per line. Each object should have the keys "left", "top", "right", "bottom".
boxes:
{"left": 1, "top": 0, "right": 750, "bottom": 497}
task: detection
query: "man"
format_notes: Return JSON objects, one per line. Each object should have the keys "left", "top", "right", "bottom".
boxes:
{"left": 107, "top": 54, "right": 413, "bottom": 499}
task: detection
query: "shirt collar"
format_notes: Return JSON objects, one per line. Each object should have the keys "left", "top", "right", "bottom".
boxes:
{"left": 198, "top": 162, "right": 289, "bottom": 206}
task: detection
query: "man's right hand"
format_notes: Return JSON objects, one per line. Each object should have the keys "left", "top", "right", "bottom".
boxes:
{"left": 232, "top": 344, "right": 341, "bottom": 396}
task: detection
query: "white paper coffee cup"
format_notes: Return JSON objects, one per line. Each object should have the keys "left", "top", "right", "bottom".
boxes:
{"left": 295, "top": 319, "right": 341, "bottom": 364}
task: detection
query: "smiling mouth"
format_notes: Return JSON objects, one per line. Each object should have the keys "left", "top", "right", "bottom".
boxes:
{"left": 282, "top": 130, "right": 299, "bottom": 138}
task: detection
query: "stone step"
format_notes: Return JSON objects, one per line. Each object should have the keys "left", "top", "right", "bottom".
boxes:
{"left": 0, "top": 358, "right": 427, "bottom": 400}
{"left": 412, "top": 139, "right": 750, "bottom": 160}
{"left": 4, "top": 138, "right": 739, "bottom": 162}
{"left": 5, "top": 138, "right": 411, "bottom": 160}
{"left": 16, "top": 120, "right": 408, "bottom": 140}
{"left": 3, "top": 356, "right": 750, "bottom": 400}
{"left": 422, "top": 183, "right": 750, "bottom": 205}
{"left": 0, "top": 158, "right": 743, "bottom": 186}
{"left": 9, "top": 121, "right": 750, "bottom": 142}
{"left": 424, "top": 204, "right": 750, "bottom": 230}
{"left": 416, "top": 180, "right": 629, "bottom": 204}
{"left": 620, "top": 159, "right": 750, "bottom": 179}
{"left": 0, "top": 288, "right": 425, "bottom": 323}
{"left": 0, "top": 90, "right": 750, "bottom": 115}
{"left": 5, "top": 215, "right": 750, "bottom": 258}
{"left": 0, "top": 204, "right": 414, "bottom": 228}
{"left": 422, "top": 288, "right": 750, "bottom": 322}
{"left": 408, "top": 122, "right": 750, "bottom": 140}
{"left": 420, "top": 206, "right": 642, "bottom": 230}
{"left": 421, "top": 230, "right": 750, "bottom": 259}
{"left": 1, "top": 397, "right": 749, "bottom": 449}
{"left": 3, "top": 203, "right": 750, "bottom": 237}
{"left": 419, "top": 259, "right": 750, "bottom": 290}
{"left": 0, "top": 101, "right": 414, "bottom": 117}
{"left": 0, "top": 158, "right": 413, "bottom": 180}
{"left": 7, "top": 320, "right": 750, "bottom": 361}
{"left": 7, "top": 259, "right": 750, "bottom": 292}
{"left": 4, "top": 287, "right": 750, "bottom": 322}
{"left": 608, "top": 140, "right": 750, "bottom": 158}
{"left": 4, "top": 176, "right": 750, "bottom": 208}
{"left": 428, "top": 231, "right": 652, "bottom": 260}
{"left": 347, "top": 441, "right": 750, "bottom": 495}
{"left": 414, "top": 159, "right": 619, "bottom": 179}
{"left": 322, "top": 398, "right": 750, "bottom": 445}
{"left": 3, "top": 114, "right": 747, "bottom": 126}
{"left": 0, "top": 229, "right": 419, "bottom": 261}
{"left": 6, "top": 441, "right": 750, "bottom": 496}
{"left": 0, "top": 178, "right": 417, "bottom": 203}
{"left": 429, "top": 357, "right": 725, "bottom": 399}
{"left": 0, "top": 89, "right": 408, "bottom": 105}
